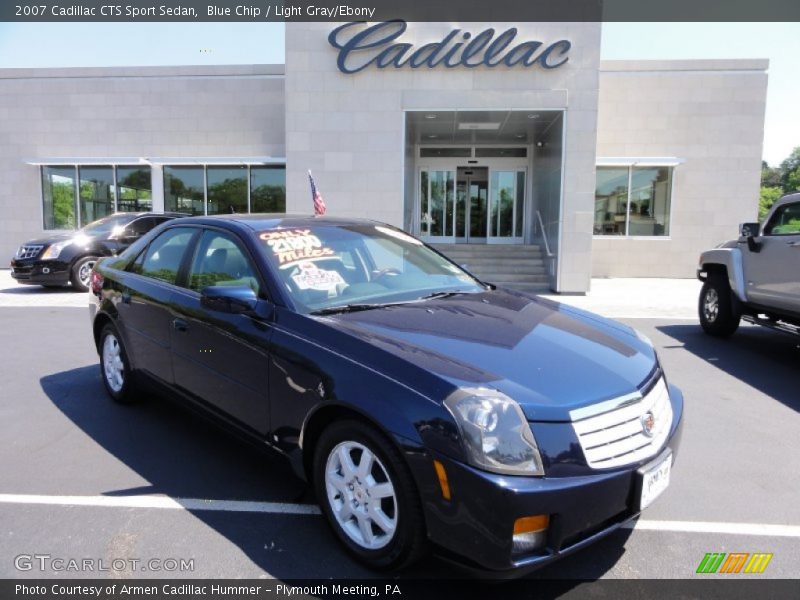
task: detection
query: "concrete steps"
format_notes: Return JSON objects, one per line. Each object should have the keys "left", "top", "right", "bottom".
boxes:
{"left": 431, "top": 244, "right": 551, "bottom": 293}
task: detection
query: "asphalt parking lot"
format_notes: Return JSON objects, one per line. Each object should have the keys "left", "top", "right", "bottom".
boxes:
{"left": 0, "top": 274, "right": 799, "bottom": 581}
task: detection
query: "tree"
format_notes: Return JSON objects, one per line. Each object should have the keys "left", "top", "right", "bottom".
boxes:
{"left": 759, "top": 186, "right": 783, "bottom": 221}
{"left": 761, "top": 160, "right": 781, "bottom": 188}
{"left": 779, "top": 147, "right": 800, "bottom": 193}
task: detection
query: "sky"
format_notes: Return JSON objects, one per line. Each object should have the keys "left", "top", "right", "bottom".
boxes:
{"left": 0, "top": 21, "right": 797, "bottom": 165}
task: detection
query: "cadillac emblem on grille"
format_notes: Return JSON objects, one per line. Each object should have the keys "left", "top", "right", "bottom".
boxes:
{"left": 641, "top": 411, "right": 656, "bottom": 437}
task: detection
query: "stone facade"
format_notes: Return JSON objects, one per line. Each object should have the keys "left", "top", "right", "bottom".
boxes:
{"left": 285, "top": 22, "right": 602, "bottom": 292}
{"left": 0, "top": 64, "right": 285, "bottom": 258}
{"left": 593, "top": 59, "right": 768, "bottom": 279}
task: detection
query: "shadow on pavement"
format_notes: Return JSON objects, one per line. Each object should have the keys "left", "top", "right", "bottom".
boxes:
{"left": 40, "top": 364, "right": 628, "bottom": 583}
{"left": 0, "top": 285, "right": 75, "bottom": 295}
{"left": 657, "top": 324, "right": 800, "bottom": 413}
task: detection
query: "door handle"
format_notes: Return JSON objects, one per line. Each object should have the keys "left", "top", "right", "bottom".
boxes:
{"left": 172, "top": 318, "right": 188, "bottom": 332}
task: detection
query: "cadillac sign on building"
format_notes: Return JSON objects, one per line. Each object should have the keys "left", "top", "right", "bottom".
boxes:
{"left": 328, "top": 20, "right": 572, "bottom": 73}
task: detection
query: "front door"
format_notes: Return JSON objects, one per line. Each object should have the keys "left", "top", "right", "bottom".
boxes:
{"left": 169, "top": 228, "right": 271, "bottom": 436}
{"left": 419, "top": 161, "right": 526, "bottom": 244}
{"left": 456, "top": 167, "right": 488, "bottom": 243}
{"left": 746, "top": 200, "right": 800, "bottom": 312}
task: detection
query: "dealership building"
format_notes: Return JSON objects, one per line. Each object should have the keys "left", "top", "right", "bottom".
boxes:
{"left": 0, "top": 21, "right": 768, "bottom": 292}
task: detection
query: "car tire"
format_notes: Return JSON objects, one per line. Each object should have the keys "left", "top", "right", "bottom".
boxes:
{"left": 699, "top": 274, "right": 740, "bottom": 337}
{"left": 313, "top": 420, "right": 427, "bottom": 571}
{"left": 70, "top": 256, "right": 99, "bottom": 292}
{"left": 99, "top": 323, "right": 137, "bottom": 404}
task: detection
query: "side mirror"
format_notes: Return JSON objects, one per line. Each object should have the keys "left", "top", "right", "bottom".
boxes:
{"left": 739, "top": 222, "right": 761, "bottom": 253}
{"left": 739, "top": 222, "right": 760, "bottom": 238}
{"left": 201, "top": 285, "right": 259, "bottom": 314}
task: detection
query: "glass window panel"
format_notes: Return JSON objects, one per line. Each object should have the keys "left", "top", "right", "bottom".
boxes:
{"left": 78, "top": 167, "right": 115, "bottom": 226}
{"left": 444, "top": 173, "right": 455, "bottom": 237}
{"left": 469, "top": 180, "right": 488, "bottom": 239}
{"left": 164, "top": 166, "right": 204, "bottom": 215}
{"left": 455, "top": 181, "right": 467, "bottom": 238}
{"left": 42, "top": 166, "right": 77, "bottom": 230}
{"left": 133, "top": 227, "right": 195, "bottom": 285}
{"left": 594, "top": 167, "right": 629, "bottom": 236}
{"left": 420, "top": 170, "right": 429, "bottom": 235}
{"left": 250, "top": 166, "right": 286, "bottom": 213}
{"left": 188, "top": 230, "right": 260, "bottom": 293}
{"left": 764, "top": 202, "right": 800, "bottom": 236}
{"left": 475, "top": 147, "right": 528, "bottom": 158}
{"left": 491, "top": 171, "right": 516, "bottom": 237}
{"left": 629, "top": 167, "right": 672, "bottom": 236}
{"left": 207, "top": 166, "right": 247, "bottom": 215}
{"left": 515, "top": 171, "right": 525, "bottom": 237}
{"left": 116, "top": 167, "right": 152, "bottom": 212}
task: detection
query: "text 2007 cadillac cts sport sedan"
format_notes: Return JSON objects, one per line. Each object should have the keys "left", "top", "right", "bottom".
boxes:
{"left": 88, "top": 215, "right": 683, "bottom": 574}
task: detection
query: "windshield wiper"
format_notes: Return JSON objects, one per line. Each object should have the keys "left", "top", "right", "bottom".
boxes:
{"left": 310, "top": 303, "right": 395, "bottom": 316}
{"left": 418, "top": 290, "right": 475, "bottom": 301}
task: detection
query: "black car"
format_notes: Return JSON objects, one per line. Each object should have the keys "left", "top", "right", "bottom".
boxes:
{"left": 10, "top": 212, "right": 186, "bottom": 292}
{"left": 89, "top": 215, "right": 683, "bottom": 574}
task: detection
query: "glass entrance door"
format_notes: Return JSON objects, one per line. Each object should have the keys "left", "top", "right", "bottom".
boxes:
{"left": 456, "top": 167, "right": 488, "bottom": 243}
{"left": 489, "top": 169, "right": 526, "bottom": 244}
{"left": 419, "top": 169, "right": 455, "bottom": 242}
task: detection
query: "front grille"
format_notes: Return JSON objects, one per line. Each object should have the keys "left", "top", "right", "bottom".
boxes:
{"left": 16, "top": 245, "right": 44, "bottom": 260}
{"left": 571, "top": 375, "right": 673, "bottom": 469}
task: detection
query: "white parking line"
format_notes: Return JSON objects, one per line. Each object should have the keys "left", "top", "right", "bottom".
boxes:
{"left": 0, "top": 493, "right": 321, "bottom": 515}
{"left": 2, "top": 493, "right": 799, "bottom": 538}
{"left": 623, "top": 519, "right": 800, "bottom": 538}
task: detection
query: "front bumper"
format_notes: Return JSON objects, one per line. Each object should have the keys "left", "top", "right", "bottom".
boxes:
{"left": 414, "top": 385, "right": 684, "bottom": 576}
{"left": 9, "top": 258, "right": 71, "bottom": 285}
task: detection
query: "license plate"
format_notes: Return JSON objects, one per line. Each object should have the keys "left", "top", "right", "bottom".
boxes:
{"left": 638, "top": 452, "right": 672, "bottom": 510}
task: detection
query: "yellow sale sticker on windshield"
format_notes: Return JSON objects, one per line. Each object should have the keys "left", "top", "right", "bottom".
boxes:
{"left": 260, "top": 229, "right": 335, "bottom": 265}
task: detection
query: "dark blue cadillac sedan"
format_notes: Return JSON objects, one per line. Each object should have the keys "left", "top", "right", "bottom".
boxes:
{"left": 88, "top": 215, "right": 683, "bottom": 574}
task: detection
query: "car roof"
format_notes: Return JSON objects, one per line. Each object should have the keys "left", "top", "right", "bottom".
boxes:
{"left": 109, "top": 211, "right": 188, "bottom": 218}
{"left": 169, "top": 213, "right": 381, "bottom": 231}
{"left": 774, "top": 193, "right": 800, "bottom": 209}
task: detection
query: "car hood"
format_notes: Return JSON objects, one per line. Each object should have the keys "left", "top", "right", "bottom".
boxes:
{"left": 321, "top": 290, "right": 657, "bottom": 422}
{"left": 20, "top": 232, "right": 76, "bottom": 247}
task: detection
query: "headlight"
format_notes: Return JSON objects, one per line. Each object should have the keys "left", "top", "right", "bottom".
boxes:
{"left": 444, "top": 388, "right": 544, "bottom": 476}
{"left": 41, "top": 239, "right": 72, "bottom": 260}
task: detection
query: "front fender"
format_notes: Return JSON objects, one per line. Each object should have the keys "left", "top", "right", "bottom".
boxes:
{"left": 699, "top": 247, "right": 747, "bottom": 303}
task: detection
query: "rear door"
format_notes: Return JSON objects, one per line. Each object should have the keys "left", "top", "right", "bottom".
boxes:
{"left": 169, "top": 228, "right": 272, "bottom": 435}
{"left": 746, "top": 201, "right": 800, "bottom": 312}
{"left": 118, "top": 226, "right": 199, "bottom": 384}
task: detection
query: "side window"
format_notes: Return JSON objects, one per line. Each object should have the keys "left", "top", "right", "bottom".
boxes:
{"left": 188, "top": 230, "right": 260, "bottom": 294}
{"left": 131, "top": 227, "right": 195, "bottom": 285}
{"left": 127, "top": 217, "right": 155, "bottom": 236}
{"left": 765, "top": 202, "right": 800, "bottom": 236}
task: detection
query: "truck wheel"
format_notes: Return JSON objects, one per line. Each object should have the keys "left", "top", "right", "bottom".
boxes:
{"left": 699, "top": 275, "right": 740, "bottom": 337}
{"left": 70, "top": 256, "right": 99, "bottom": 292}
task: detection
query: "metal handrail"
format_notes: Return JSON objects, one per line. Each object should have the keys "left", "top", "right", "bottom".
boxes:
{"left": 534, "top": 210, "right": 555, "bottom": 258}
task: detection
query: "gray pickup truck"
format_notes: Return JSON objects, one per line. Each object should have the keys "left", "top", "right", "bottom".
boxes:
{"left": 697, "top": 192, "right": 800, "bottom": 337}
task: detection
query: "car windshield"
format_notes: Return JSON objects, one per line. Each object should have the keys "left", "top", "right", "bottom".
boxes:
{"left": 80, "top": 214, "right": 135, "bottom": 236}
{"left": 257, "top": 224, "right": 486, "bottom": 313}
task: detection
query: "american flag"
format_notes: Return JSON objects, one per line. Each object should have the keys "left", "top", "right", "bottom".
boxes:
{"left": 308, "top": 170, "right": 327, "bottom": 216}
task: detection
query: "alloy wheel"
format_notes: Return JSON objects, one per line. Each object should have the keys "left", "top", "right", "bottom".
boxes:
{"left": 324, "top": 441, "right": 398, "bottom": 550}
{"left": 703, "top": 288, "right": 719, "bottom": 323}
{"left": 102, "top": 333, "right": 125, "bottom": 393}
{"left": 79, "top": 260, "right": 97, "bottom": 288}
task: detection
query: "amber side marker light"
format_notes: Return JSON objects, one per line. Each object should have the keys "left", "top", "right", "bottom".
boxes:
{"left": 432, "top": 459, "right": 451, "bottom": 500}
{"left": 512, "top": 515, "right": 550, "bottom": 555}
